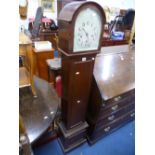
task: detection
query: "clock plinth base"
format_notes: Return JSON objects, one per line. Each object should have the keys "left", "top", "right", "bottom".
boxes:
{"left": 57, "top": 121, "right": 88, "bottom": 153}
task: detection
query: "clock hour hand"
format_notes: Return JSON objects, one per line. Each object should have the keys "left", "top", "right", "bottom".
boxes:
{"left": 82, "top": 28, "right": 89, "bottom": 38}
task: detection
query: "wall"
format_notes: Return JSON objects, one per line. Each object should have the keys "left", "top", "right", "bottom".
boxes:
{"left": 19, "top": 0, "right": 134, "bottom": 31}
{"left": 19, "top": 0, "right": 57, "bottom": 31}
{"left": 90, "top": 0, "right": 134, "bottom": 9}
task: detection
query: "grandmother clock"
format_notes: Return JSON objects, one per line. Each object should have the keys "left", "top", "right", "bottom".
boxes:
{"left": 58, "top": 1, "right": 106, "bottom": 152}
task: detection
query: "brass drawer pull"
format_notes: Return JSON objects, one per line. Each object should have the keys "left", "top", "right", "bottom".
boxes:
{"left": 20, "top": 134, "right": 26, "bottom": 142}
{"left": 75, "top": 72, "right": 80, "bottom": 75}
{"left": 104, "top": 126, "right": 111, "bottom": 132}
{"left": 114, "top": 96, "right": 122, "bottom": 102}
{"left": 102, "top": 103, "right": 106, "bottom": 107}
{"left": 130, "top": 113, "right": 135, "bottom": 117}
{"left": 111, "top": 104, "right": 118, "bottom": 111}
{"left": 108, "top": 115, "right": 115, "bottom": 121}
{"left": 77, "top": 100, "right": 81, "bottom": 104}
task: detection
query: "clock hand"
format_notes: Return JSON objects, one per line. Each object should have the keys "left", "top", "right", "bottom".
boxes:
{"left": 82, "top": 28, "right": 89, "bottom": 38}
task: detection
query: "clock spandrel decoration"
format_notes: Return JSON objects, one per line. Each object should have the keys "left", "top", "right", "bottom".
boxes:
{"left": 57, "top": 1, "right": 106, "bottom": 152}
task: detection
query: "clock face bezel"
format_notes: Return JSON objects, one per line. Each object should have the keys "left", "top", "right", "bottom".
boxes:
{"left": 58, "top": 1, "right": 106, "bottom": 54}
{"left": 73, "top": 6, "right": 102, "bottom": 52}
{"left": 71, "top": 3, "right": 105, "bottom": 53}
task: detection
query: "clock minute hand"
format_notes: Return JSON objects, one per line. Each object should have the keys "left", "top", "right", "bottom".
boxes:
{"left": 82, "top": 28, "right": 89, "bottom": 38}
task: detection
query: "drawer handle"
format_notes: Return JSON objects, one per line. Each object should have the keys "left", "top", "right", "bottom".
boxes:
{"left": 75, "top": 72, "right": 80, "bottom": 75}
{"left": 111, "top": 104, "right": 118, "bottom": 111}
{"left": 114, "top": 96, "right": 121, "bottom": 102}
{"left": 102, "top": 103, "right": 106, "bottom": 107}
{"left": 108, "top": 115, "right": 115, "bottom": 121}
{"left": 20, "top": 135, "right": 26, "bottom": 142}
{"left": 104, "top": 126, "right": 111, "bottom": 132}
{"left": 77, "top": 100, "right": 81, "bottom": 104}
{"left": 130, "top": 113, "right": 135, "bottom": 117}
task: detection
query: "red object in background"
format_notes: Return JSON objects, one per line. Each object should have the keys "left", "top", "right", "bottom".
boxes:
{"left": 28, "top": 17, "right": 35, "bottom": 23}
{"left": 56, "top": 76, "right": 61, "bottom": 97}
{"left": 28, "top": 17, "right": 51, "bottom": 23}
{"left": 42, "top": 18, "right": 51, "bottom": 23}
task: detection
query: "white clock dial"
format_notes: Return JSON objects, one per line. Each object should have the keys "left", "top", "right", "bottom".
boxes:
{"left": 73, "top": 8, "right": 102, "bottom": 52}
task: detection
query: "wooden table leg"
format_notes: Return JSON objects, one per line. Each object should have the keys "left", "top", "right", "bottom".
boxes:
{"left": 28, "top": 45, "right": 37, "bottom": 97}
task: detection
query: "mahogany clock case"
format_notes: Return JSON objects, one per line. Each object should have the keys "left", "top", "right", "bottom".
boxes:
{"left": 57, "top": 1, "right": 106, "bottom": 152}
{"left": 60, "top": 51, "right": 97, "bottom": 130}
{"left": 58, "top": 1, "right": 106, "bottom": 53}
{"left": 57, "top": 0, "right": 87, "bottom": 15}
{"left": 57, "top": 50, "right": 96, "bottom": 152}
{"left": 58, "top": 0, "right": 107, "bottom": 130}
{"left": 57, "top": 121, "right": 88, "bottom": 152}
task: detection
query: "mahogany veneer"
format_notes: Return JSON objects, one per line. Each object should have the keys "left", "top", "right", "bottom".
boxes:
{"left": 87, "top": 51, "right": 135, "bottom": 144}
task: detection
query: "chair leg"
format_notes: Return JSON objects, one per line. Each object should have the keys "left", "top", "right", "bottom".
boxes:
{"left": 129, "top": 18, "right": 135, "bottom": 46}
{"left": 30, "top": 78, "right": 37, "bottom": 97}
{"left": 28, "top": 45, "right": 37, "bottom": 98}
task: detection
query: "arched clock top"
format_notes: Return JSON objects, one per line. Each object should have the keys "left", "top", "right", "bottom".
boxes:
{"left": 58, "top": 1, "right": 106, "bottom": 53}
{"left": 58, "top": 1, "right": 106, "bottom": 23}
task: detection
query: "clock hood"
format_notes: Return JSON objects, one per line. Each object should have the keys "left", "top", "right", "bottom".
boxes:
{"left": 58, "top": 1, "right": 106, "bottom": 22}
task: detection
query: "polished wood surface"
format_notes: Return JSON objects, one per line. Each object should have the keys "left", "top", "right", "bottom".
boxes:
{"left": 19, "top": 76, "right": 59, "bottom": 143}
{"left": 58, "top": 1, "right": 106, "bottom": 129}
{"left": 58, "top": 2, "right": 106, "bottom": 151}
{"left": 88, "top": 110, "right": 134, "bottom": 143}
{"left": 87, "top": 51, "right": 135, "bottom": 143}
{"left": 58, "top": 1, "right": 87, "bottom": 22}
{"left": 61, "top": 52, "right": 96, "bottom": 129}
{"left": 58, "top": 121, "right": 88, "bottom": 152}
{"left": 33, "top": 48, "right": 54, "bottom": 82}
{"left": 94, "top": 52, "right": 135, "bottom": 101}
{"left": 57, "top": 0, "right": 86, "bottom": 15}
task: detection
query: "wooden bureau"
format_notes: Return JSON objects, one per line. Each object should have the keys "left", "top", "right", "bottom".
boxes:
{"left": 87, "top": 52, "right": 135, "bottom": 144}
{"left": 33, "top": 48, "right": 54, "bottom": 82}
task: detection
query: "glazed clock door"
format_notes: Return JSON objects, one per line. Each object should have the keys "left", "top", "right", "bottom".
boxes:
{"left": 68, "top": 59, "right": 94, "bottom": 128}
{"left": 73, "top": 7, "right": 102, "bottom": 52}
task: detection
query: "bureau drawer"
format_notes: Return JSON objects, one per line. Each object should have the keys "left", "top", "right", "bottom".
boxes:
{"left": 102, "top": 90, "right": 135, "bottom": 108}
{"left": 100, "top": 92, "right": 135, "bottom": 114}
{"left": 99, "top": 98, "right": 135, "bottom": 120}
{"left": 96, "top": 103, "right": 135, "bottom": 128}
{"left": 90, "top": 110, "right": 135, "bottom": 140}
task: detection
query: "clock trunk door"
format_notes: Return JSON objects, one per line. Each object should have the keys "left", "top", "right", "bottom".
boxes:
{"left": 68, "top": 59, "right": 94, "bottom": 128}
